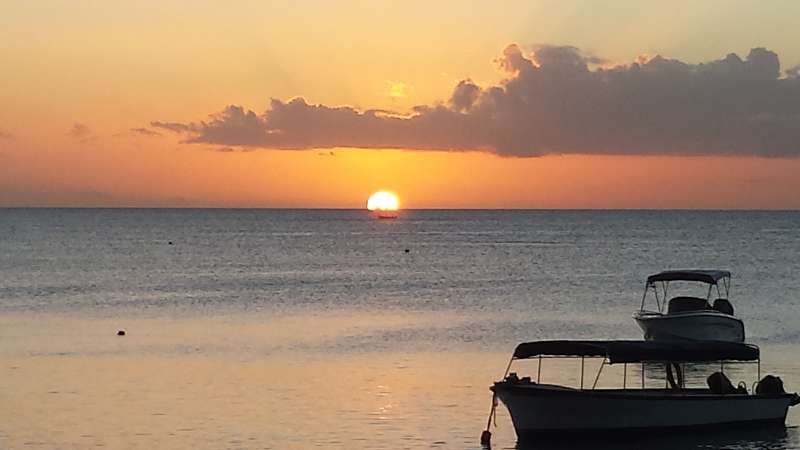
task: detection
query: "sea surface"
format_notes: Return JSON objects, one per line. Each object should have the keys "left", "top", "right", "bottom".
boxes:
{"left": 1, "top": 208, "right": 799, "bottom": 449}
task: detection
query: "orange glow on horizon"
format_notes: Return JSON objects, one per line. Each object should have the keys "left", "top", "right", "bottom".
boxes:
{"left": 3, "top": 1, "right": 800, "bottom": 209}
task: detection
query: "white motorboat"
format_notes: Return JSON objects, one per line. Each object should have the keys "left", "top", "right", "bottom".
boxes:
{"left": 633, "top": 270, "right": 745, "bottom": 342}
{"left": 482, "top": 340, "right": 798, "bottom": 445}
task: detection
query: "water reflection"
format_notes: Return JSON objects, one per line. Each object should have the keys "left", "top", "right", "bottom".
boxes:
{"left": 2, "top": 310, "right": 800, "bottom": 448}
{"left": 514, "top": 426, "right": 797, "bottom": 450}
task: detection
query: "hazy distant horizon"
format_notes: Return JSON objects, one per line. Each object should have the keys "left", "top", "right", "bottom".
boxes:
{"left": 3, "top": 206, "right": 800, "bottom": 212}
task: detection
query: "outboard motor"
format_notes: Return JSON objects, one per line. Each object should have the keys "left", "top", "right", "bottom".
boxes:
{"left": 713, "top": 298, "right": 734, "bottom": 315}
{"left": 756, "top": 375, "right": 786, "bottom": 395}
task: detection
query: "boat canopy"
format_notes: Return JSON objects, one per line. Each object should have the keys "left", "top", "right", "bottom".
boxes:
{"left": 646, "top": 270, "right": 731, "bottom": 285}
{"left": 512, "top": 340, "right": 758, "bottom": 364}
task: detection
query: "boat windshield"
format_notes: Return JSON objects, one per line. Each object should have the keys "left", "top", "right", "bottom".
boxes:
{"left": 641, "top": 270, "right": 732, "bottom": 312}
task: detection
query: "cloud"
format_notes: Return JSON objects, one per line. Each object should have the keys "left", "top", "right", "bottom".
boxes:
{"left": 0, "top": 130, "right": 12, "bottom": 140}
{"left": 150, "top": 121, "right": 191, "bottom": 133}
{"left": 450, "top": 79, "right": 481, "bottom": 112}
{"left": 153, "top": 45, "right": 800, "bottom": 157}
{"left": 68, "top": 123, "right": 92, "bottom": 139}
{"left": 129, "top": 127, "right": 162, "bottom": 137}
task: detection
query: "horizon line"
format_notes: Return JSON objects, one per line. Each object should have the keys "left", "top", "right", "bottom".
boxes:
{"left": 2, "top": 206, "right": 799, "bottom": 212}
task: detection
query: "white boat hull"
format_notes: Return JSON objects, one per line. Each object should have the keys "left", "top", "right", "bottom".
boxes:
{"left": 493, "top": 383, "right": 794, "bottom": 440}
{"left": 634, "top": 311, "right": 745, "bottom": 342}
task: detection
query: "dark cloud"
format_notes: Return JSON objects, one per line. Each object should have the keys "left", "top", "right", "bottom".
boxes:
{"left": 68, "top": 123, "right": 92, "bottom": 139}
{"left": 150, "top": 121, "right": 191, "bottom": 133}
{"left": 450, "top": 79, "right": 481, "bottom": 112}
{"left": 130, "top": 127, "right": 162, "bottom": 137}
{"left": 153, "top": 45, "right": 800, "bottom": 157}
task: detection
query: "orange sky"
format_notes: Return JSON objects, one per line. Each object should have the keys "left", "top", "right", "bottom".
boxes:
{"left": 2, "top": 0, "right": 800, "bottom": 209}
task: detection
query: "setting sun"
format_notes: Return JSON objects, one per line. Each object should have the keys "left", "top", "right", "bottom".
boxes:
{"left": 366, "top": 191, "right": 400, "bottom": 211}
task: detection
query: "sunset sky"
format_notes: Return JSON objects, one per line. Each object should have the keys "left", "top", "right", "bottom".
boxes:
{"left": 2, "top": 0, "right": 800, "bottom": 208}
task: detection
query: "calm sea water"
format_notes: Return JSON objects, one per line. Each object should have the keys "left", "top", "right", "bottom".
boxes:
{"left": 1, "top": 209, "right": 799, "bottom": 449}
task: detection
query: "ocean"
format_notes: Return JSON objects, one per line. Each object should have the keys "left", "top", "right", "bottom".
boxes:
{"left": 1, "top": 209, "right": 799, "bottom": 449}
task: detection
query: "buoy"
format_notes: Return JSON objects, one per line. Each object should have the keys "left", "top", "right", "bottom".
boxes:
{"left": 404, "top": 248, "right": 410, "bottom": 253}
{"left": 168, "top": 241, "right": 173, "bottom": 245}
{"left": 481, "top": 392, "right": 498, "bottom": 446}
{"left": 117, "top": 330, "right": 126, "bottom": 336}
{"left": 480, "top": 430, "right": 491, "bottom": 446}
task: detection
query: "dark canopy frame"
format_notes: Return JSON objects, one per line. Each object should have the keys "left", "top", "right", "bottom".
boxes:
{"left": 646, "top": 270, "right": 731, "bottom": 285}
{"left": 641, "top": 270, "right": 732, "bottom": 312}
{"left": 512, "top": 340, "right": 759, "bottom": 364}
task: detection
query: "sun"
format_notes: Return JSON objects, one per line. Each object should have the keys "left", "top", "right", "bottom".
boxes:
{"left": 367, "top": 191, "right": 399, "bottom": 211}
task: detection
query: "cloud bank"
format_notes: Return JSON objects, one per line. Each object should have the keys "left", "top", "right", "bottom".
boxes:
{"left": 153, "top": 45, "right": 800, "bottom": 157}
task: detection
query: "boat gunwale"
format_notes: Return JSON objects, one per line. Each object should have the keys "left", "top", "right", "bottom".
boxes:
{"left": 633, "top": 310, "right": 745, "bottom": 320}
{"left": 491, "top": 382, "right": 796, "bottom": 402}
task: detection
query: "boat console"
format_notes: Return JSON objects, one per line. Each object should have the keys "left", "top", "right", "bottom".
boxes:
{"left": 668, "top": 296, "right": 711, "bottom": 313}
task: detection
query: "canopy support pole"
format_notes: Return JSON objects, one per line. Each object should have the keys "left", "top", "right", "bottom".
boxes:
{"left": 592, "top": 359, "right": 605, "bottom": 389}
{"left": 640, "top": 284, "right": 649, "bottom": 311}
{"left": 654, "top": 284, "right": 661, "bottom": 312}
{"left": 537, "top": 356, "right": 542, "bottom": 383}
{"left": 580, "top": 356, "right": 585, "bottom": 389}
{"left": 681, "top": 363, "right": 685, "bottom": 389}
{"left": 502, "top": 356, "right": 514, "bottom": 378}
{"left": 623, "top": 363, "right": 627, "bottom": 389}
{"left": 641, "top": 362, "right": 645, "bottom": 388}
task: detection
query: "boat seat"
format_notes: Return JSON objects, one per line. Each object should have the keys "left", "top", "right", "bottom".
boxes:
{"left": 712, "top": 298, "right": 734, "bottom": 315}
{"left": 707, "top": 372, "right": 736, "bottom": 394}
{"left": 668, "top": 296, "right": 711, "bottom": 314}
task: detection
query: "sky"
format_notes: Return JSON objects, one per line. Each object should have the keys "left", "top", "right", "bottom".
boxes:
{"left": 2, "top": 0, "right": 800, "bottom": 208}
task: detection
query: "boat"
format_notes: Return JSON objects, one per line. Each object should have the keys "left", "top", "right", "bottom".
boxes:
{"left": 482, "top": 340, "right": 798, "bottom": 445}
{"left": 633, "top": 270, "right": 745, "bottom": 342}
{"left": 373, "top": 209, "right": 398, "bottom": 219}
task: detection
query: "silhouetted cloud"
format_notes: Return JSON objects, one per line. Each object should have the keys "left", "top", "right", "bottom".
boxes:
{"left": 68, "top": 123, "right": 92, "bottom": 138}
{"left": 153, "top": 45, "right": 800, "bottom": 157}
{"left": 150, "top": 121, "right": 191, "bottom": 133}
{"left": 130, "top": 127, "right": 162, "bottom": 137}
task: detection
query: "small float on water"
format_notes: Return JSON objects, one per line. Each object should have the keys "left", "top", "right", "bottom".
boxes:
{"left": 482, "top": 340, "right": 798, "bottom": 445}
{"left": 633, "top": 270, "right": 745, "bottom": 342}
